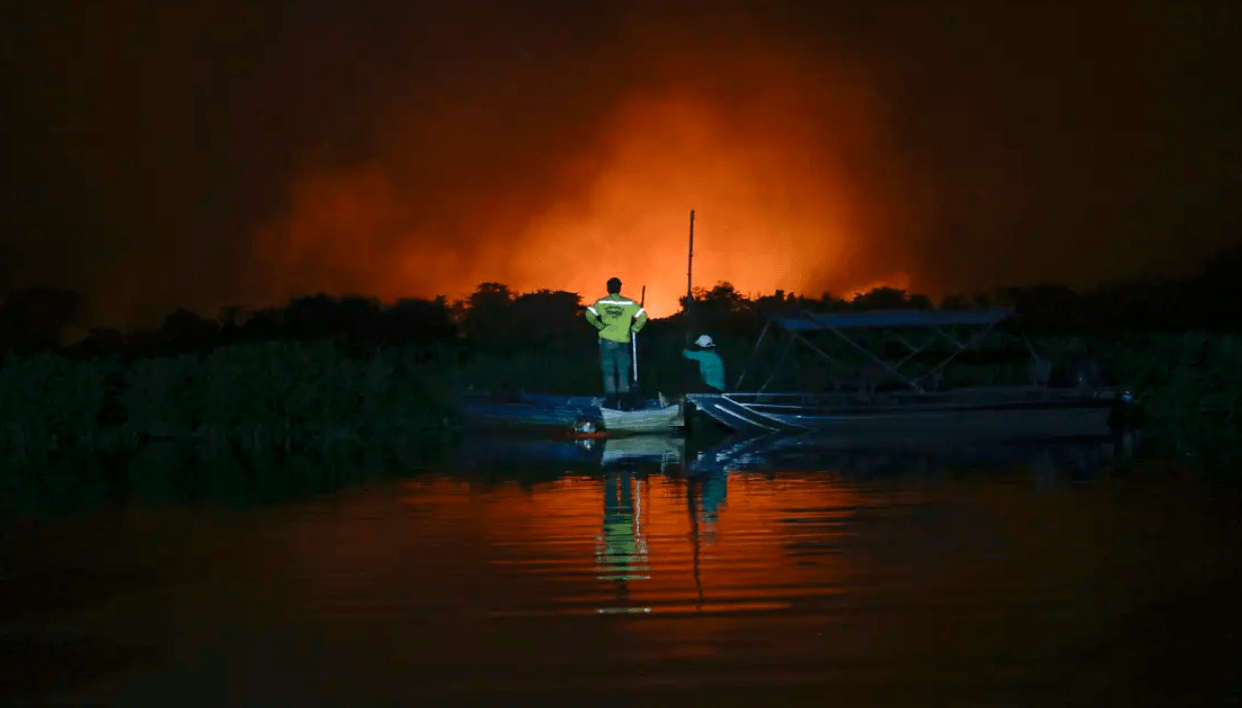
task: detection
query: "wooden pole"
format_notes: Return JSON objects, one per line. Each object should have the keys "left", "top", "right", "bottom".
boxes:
{"left": 632, "top": 285, "right": 645, "bottom": 384}
{"left": 687, "top": 210, "right": 695, "bottom": 301}
{"left": 685, "top": 209, "right": 695, "bottom": 345}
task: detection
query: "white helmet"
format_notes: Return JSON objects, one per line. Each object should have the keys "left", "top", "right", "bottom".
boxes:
{"left": 695, "top": 334, "right": 715, "bottom": 348}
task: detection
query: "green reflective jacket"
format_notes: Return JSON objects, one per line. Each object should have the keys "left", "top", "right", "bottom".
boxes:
{"left": 585, "top": 292, "right": 647, "bottom": 343}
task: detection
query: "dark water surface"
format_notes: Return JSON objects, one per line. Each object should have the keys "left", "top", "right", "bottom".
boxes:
{"left": 2, "top": 437, "right": 1240, "bottom": 707}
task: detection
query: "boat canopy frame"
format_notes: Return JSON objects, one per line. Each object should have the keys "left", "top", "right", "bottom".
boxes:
{"left": 733, "top": 307, "right": 1016, "bottom": 393}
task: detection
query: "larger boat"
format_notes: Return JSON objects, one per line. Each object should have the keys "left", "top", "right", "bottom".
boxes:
{"left": 684, "top": 307, "right": 1142, "bottom": 441}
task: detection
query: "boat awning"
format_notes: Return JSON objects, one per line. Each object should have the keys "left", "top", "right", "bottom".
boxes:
{"left": 774, "top": 307, "right": 1013, "bottom": 331}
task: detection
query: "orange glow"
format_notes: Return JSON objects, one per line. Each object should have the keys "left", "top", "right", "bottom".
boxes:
{"left": 250, "top": 37, "right": 930, "bottom": 318}
{"left": 386, "top": 471, "right": 863, "bottom": 616}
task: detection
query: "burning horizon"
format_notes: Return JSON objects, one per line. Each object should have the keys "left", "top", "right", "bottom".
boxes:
{"left": 246, "top": 33, "right": 929, "bottom": 320}
{"left": 9, "top": 1, "right": 1237, "bottom": 331}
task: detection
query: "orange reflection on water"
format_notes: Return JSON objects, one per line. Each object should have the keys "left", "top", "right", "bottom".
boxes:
{"left": 395, "top": 470, "right": 864, "bottom": 618}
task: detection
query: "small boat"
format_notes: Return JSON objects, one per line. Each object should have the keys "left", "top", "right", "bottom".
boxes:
{"left": 685, "top": 307, "right": 1143, "bottom": 440}
{"left": 599, "top": 403, "right": 684, "bottom": 435}
{"left": 456, "top": 390, "right": 684, "bottom": 435}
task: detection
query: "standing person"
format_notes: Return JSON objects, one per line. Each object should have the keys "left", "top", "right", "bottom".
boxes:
{"left": 585, "top": 277, "right": 647, "bottom": 409}
{"left": 682, "top": 334, "right": 725, "bottom": 393}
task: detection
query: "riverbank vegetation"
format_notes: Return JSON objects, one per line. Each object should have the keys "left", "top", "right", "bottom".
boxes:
{"left": 2, "top": 245, "right": 1240, "bottom": 489}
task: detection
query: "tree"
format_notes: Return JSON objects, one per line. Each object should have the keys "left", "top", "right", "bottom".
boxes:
{"left": 940, "top": 293, "right": 969, "bottom": 310}
{"left": 388, "top": 297, "right": 457, "bottom": 342}
{"left": 157, "top": 308, "right": 220, "bottom": 353}
{"left": 462, "top": 282, "right": 516, "bottom": 342}
{"left": 851, "top": 287, "right": 908, "bottom": 310}
{"left": 509, "top": 289, "right": 584, "bottom": 345}
{"left": 67, "top": 327, "right": 126, "bottom": 358}
{"left": 908, "top": 293, "right": 933, "bottom": 310}
{"left": 0, "top": 287, "right": 83, "bottom": 354}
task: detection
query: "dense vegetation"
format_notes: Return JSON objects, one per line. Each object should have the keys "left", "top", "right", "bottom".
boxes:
{"left": 1, "top": 245, "right": 1239, "bottom": 511}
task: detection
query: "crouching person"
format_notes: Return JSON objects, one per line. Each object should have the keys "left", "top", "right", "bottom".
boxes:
{"left": 682, "top": 335, "right": 725, "bottom": 394}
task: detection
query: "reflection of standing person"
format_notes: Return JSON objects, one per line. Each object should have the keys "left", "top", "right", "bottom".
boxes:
{"left": 596, "top": 470, "right": 650, "bottom": 585}
{"left": 585, "top": 277, "right": 647, "bottom": 409}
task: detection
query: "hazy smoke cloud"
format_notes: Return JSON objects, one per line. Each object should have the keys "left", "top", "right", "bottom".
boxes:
{"left": 248, "top": 20, "right": 929, "bottom": 317}
{"left": 6, "top": 0, "right": 1239, "bottom": 328}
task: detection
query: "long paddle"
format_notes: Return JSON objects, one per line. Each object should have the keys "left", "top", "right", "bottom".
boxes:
{"left": 632, "top": 285, "right": 645, "bottom": 385}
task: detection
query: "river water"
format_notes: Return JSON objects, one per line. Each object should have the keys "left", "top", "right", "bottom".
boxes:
{"left": 2, "top": 434, "right": 1239, "bottom": 706}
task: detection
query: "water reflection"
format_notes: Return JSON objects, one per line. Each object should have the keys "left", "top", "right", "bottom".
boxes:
{"left": 597, "top": 435, "right": 685, "bottom": 471}
{"left": 694, "top": 430, "right": 1129, "bottom": 484}
{"left": 597, "top": 469, "right": 650, "bottom": 585}
{"left": 4, "top": 431, "right": 1240, "bottom": 706}
{"left": 451, "top": 429, "right": 1129, "bottom": 491}
{"left": 449, "top": 433, "right": 687, "bottom": 476}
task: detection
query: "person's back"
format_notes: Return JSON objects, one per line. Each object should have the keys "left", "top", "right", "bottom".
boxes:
{"left": 681, "top": 334, "right": 725, "bottom": 392}
{"left": 586, "top": 283, "right": 646, "bottom": 344}
{"left": 585, "top": 277, "right": 647, "bottom": 407}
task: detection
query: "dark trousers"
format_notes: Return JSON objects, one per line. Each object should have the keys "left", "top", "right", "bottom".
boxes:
{"left": 599, "top": 338, "right": 632, "bottom": 394}
{"left": 686, "top": 379, "right": 723, "bottom": 395}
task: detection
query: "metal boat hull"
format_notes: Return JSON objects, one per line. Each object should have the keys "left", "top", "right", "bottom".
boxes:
{"left": 685, "top": 387, "right": 1132, "bottom": 442}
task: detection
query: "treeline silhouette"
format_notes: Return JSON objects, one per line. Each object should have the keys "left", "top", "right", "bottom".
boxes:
{"left": 1, "top": 246, "right": 1241, "bottom": 490}
{"left": 2, "top": 244, "right": 1240, "bottom": 362}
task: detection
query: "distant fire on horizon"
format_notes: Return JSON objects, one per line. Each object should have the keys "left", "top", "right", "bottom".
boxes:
{"left": 10, "top": 1, "right": 1233, "bottom": 329}
{"left": 251, "top": 44, "right": 927, "bottom": 319}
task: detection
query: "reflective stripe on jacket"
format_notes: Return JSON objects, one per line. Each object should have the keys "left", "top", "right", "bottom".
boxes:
{"left": 585, "top": 293, "right": 647, "bottom": 343}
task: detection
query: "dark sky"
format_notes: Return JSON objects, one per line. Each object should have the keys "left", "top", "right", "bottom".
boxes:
{"left": 5, "top": 0, "right": 1240, "bottom": 328}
